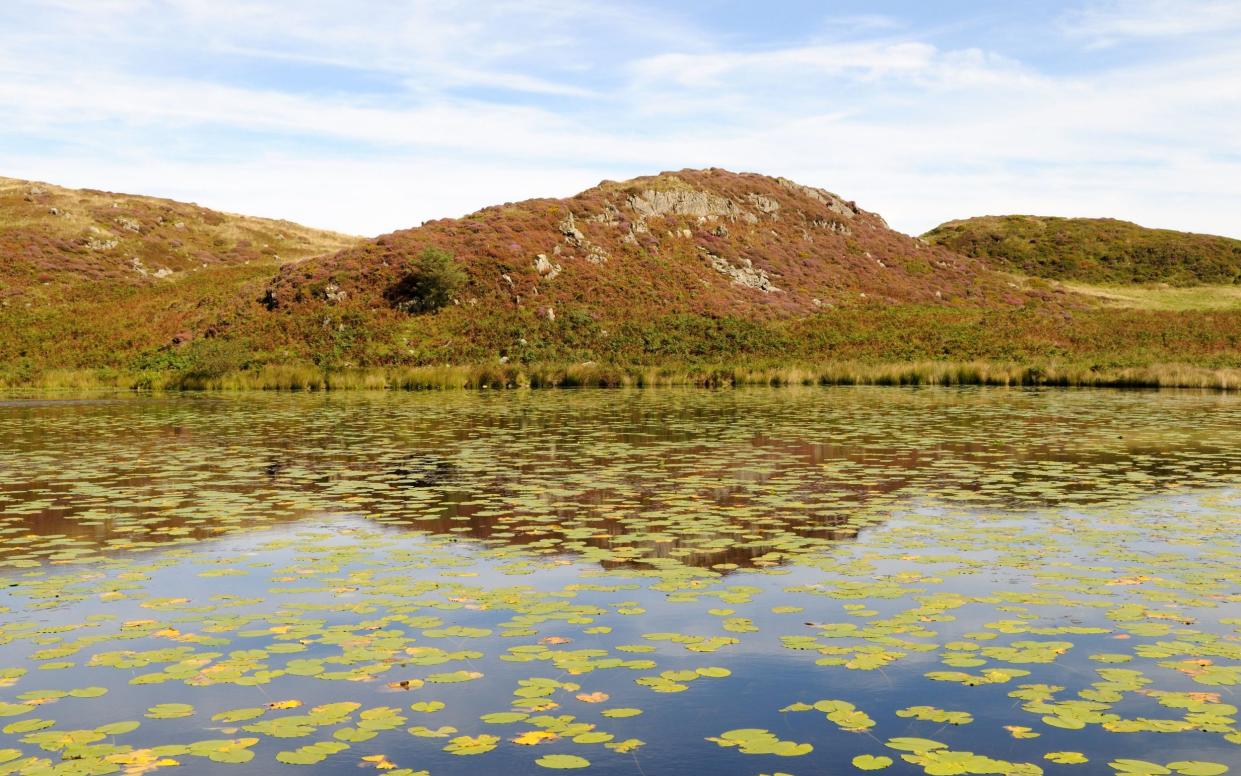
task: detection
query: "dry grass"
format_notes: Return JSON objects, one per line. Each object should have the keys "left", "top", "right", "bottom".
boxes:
{"left": 1058, "top": 282, "right": 1241, "bottom": 312}
{"left": 8, "top": 360, "right": 1240, "bottom": 392}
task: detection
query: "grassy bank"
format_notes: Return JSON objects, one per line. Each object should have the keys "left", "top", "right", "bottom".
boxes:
{"left": 5, "top": 298, "right": 1240, "bottom": 392}
{"left": 7, "top": 359, "right": 1240, "bottom": 392}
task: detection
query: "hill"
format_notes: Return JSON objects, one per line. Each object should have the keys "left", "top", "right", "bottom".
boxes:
{"left": 0, "top": 176, "right": 355, "bottom": 290}
{"left": 265, "top": 169, "right": 1035, "bottom": 319}
{"left": 923, "top": 215, "right": 1241, "bottom": 286}
{"left": 0, "top": 177, "right": 358, "bottom": 377}
{"left": 1, "top": 170, "right": 1239, "bottom": 390}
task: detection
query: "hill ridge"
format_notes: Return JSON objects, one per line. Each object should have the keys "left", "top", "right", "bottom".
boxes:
{"left": 924, "top": 214, "right": 1241, "bottom": 286}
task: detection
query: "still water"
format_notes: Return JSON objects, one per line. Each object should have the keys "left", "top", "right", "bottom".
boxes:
{"left": 1, "top": 388, "right": 1238, "bottom": 775}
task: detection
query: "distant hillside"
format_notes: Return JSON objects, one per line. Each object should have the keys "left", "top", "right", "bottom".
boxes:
{"left": 0, "top": 177, "right": 355, "bottom": 291}
{"left": 0, "top": 177, "right": 358, "bottom": 374}
{"left": 923, "top": 215, "right": 1241, "bottom": 286}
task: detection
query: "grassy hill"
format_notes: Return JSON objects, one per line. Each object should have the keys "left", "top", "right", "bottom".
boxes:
{"left": 2, "top": 171, "right": 1239, "bottom": 389}
{"left": 0, "top": 176, "right": 358, "bottom": 380}
{"left": 923, "top": 215, "right": 1241, "bottom": 286}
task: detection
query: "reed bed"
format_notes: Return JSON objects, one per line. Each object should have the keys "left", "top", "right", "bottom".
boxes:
{"left": 5, "top": 360, "right": 1240, "bottom": 392}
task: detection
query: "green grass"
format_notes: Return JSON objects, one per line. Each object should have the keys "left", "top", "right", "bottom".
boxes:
{"left": 5, "top": 301, "right": 1240, "bottom": 391}
{"left": 925, "top": 215, "right": 1241, "bottom": 286}
{"left": 8, "top": 360, "right": 1241, "bottom": 392}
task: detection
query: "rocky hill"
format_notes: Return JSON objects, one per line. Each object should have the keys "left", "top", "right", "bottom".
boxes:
{"left": 924, "top": 215, "right": 1241, "bottom": 286}
{"left": 266, "top": 169, "right": 1041, "bottom": 321}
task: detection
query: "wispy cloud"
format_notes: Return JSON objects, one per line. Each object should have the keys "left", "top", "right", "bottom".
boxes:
{"left": 0, "top": 0, "right": 1238, "bottom": 238}
{"left": 1062, "top": 0, "right": 1241, "bottom": 45}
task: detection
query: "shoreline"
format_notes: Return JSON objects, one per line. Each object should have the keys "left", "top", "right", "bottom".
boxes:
{"left": 5, "top": 360, "right": 1240, "bottom": 392}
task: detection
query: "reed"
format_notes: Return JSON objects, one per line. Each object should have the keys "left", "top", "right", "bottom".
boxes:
{"left": 5, "top": 360, "right": 1240, "bottom": 392}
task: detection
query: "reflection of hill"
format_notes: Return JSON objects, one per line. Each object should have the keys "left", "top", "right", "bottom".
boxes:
{"left": 411, "top": 492, "right": 867, "bottom": 573}
{"left": 2, "top": 387, "right": 1240, "bottom": 569}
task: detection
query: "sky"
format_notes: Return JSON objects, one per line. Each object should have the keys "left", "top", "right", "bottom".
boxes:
{"left": 1, "top": 0, "right": 1239, "bottom": 238}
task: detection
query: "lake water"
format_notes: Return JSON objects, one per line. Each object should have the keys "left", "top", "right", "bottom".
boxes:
{"left": 1, "top": 387, "right": 1239, "bottom": 775}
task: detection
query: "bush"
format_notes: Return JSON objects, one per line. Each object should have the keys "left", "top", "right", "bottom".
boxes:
{"left": 386, "top": 247, "right": 466, "bottom": 313}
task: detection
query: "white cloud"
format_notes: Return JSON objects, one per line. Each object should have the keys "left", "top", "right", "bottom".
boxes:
{"left": 0, "top": 153, "right": 617, "bottom": 238}
{"left": 0, "top": 1, "right": 1238, "bottom": 239}
{"left": 630, "top": 41, "right": 1035, "bottom": 91}
{"left": 1063, "top": 0, "right": 1241, "bottom": 44}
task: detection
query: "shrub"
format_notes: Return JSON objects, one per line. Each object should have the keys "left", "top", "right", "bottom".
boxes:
{"left": 386, "top": 247, "right": 466, "bottom": 313}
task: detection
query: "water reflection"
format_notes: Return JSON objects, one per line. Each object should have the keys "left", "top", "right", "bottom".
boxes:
{"left": 1, "top": 388, "right": 1239, "bottom": 775}
{"left": 2, "top": 387, "right": 1240, "bottom": 570}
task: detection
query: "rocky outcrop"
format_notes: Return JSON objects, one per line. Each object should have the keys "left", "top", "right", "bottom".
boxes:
{"left": 776, "top": 177, "right": 858, "bottom": 219}
{"left": 627, "top": 187, "right": 756, "bottom": 224}
{"left": 705, "top": 252, "right": 779, "bottom": 293}
{"left": 534, "top": 253, "right": 562, "bottom": 280}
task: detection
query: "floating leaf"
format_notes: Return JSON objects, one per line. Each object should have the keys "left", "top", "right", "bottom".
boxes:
{"left": 852, "top": 754, "right": 894, "bottom": 771}
{"left": 443, "top": 734, "right": 500, "bottom": 755}
{"left": 536, "top": 754, "right": 591, "bottom": 769}
{"left": 146, "top": 703, "right": 194, "bottom": 719}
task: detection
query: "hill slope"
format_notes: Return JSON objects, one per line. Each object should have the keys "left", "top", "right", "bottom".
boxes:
{"left": 923, "top": 215, "right": 1241, "bottom": 286}
{"left": 267, "top": 168, "right": 1035, "bottom": 320}
{"left": 0, "top": 177, "right": 359, "bottom": 376}
{"left": 0, "top": 176, "right": 355, "bottom": 290}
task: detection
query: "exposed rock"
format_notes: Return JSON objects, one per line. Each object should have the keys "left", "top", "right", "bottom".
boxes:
{"left": 580, "top": 245, "right": 603, "bottom": 264}
{"left": 627, "top": 188, "right": 750, "bottom": 222}
{"left": 776, "top": 177, "right": 857, "bottom": 219}
{"left": 543, "top": 306, "right": 556, "bottom": 322}
{"left": 704, "top": 251, "right": 779, "bottom": 292}
{"left": 324, "top": 283, "right": 347, "bottom": 303}
{"left": 558, "top": 212, "right": 608, "bottom": 263}
{"left": 747, "top": 194, "right": 781, "bottom": 215}
{"left": 559, "top": 212, "right": 585, "bottom": 245}
{"left": 588, "top": 204, "right": 622, "bottom": 226}
{"left": 809, "top": 217, "right": 851, "bottom": 235}
{"left": 153, "top": 267, "right": 174, "bottom": 279}
{"left": 534, "top": 253, "right": 562, "bottom": 279}
{"left": 115, "top": 216, "right": 142, "bottom": 233}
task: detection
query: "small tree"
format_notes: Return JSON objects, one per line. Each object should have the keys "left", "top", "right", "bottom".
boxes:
{"left": 386, "top": 247, "right": 466, "bottom": 313}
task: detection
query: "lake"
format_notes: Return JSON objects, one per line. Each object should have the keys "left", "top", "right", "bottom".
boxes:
{"left": 1, "top": 387, "right": 1239, "bottom": 775}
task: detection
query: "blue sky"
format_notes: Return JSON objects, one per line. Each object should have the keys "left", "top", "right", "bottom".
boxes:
{"left": 2, "top": 0, "right": 1239, "bottom": 237}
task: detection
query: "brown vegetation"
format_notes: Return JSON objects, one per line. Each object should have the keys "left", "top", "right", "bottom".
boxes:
{"left": 2, "top": 170, "right": 1239, "bottom": 390}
